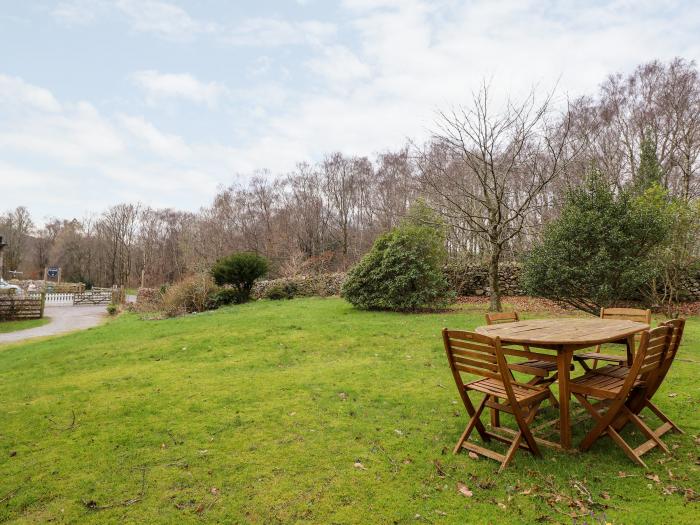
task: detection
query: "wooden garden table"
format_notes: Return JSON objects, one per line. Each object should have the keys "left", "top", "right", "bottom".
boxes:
{"left": 475, "top": 318, "right": 649, "bottom": 449}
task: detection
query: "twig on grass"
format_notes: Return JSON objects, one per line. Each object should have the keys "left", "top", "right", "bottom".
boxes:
{"left": 0, "top": 487, "right": 19, "bottom": 504}
{"left": 47, "top": 410, "right": 76, "bottom": 431}
{"left": 83, "top": 466, "right": 148, "bottom": 511}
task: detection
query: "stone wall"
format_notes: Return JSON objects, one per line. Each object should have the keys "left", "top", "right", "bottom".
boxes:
{"left": 677, "top": 269, "right": 700, "bottom": 301}
{"left": 252, "top": 273, "right": 346, "bottom": 299}
{"left": 444, "top": 263, "right": 700, "bottom": 301}
{"left": 444, "top": 262, "right": 525, "bottom": 296}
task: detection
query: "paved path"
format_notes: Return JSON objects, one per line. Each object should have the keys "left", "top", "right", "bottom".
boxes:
{"left": 0, "top": 305, "right": 107, "bottom": 345}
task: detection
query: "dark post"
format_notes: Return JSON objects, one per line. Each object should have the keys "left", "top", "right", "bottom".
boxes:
{"left": 0, "top": 235, "right": 7, "bottom": 279}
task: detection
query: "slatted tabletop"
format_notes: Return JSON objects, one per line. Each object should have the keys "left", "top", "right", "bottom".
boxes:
{"left": 475, "top": 318, "right": 649, "bottom": 347}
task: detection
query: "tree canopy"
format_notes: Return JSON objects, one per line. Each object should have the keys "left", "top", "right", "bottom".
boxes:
{"left": 522, "top": 171, "right": 671, "bottom": 314}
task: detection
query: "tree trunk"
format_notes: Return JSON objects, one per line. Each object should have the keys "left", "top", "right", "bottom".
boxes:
{"left": 488, "top": 244, "right": 502, "bottom": 312}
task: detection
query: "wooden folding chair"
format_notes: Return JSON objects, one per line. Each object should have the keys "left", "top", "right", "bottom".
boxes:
{"left": 443, "top": 329, "right": 551, "bottom": 472}
{"left": 570, "top": 325, "right": 672, "bottom": 468}
{"left": 484, "top": 312, "right": 563, "bottom": 428}
{"left": 618, "top": 318, "right": 686, "bottom": 454}
{"left": 574, "top": 307, "right": 651, "bottom": 370}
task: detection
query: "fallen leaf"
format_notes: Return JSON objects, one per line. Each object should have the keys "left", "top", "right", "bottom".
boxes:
{"left": 210, "top": 487, "right": 219, "bottom": 495}
{"left": 457, "top": 482, "right": 473, "bottom": 497}
{"left": 497, "top": 502, "right": 507, "bottom": 509}
{"left": 353, "top": 462, "right": 366, "bottom": 470}
{"left": 668, "top": 393, "right": 677, "bottom": 397}
{"left": 617, "top": 471, "right": 630, "bottom": 478}
{"left": 195, "top": 503, "right": 205, "bottom": 513}
{"left": 645, "top": 473, "right": 661, "bottom": 483}
{"left": 435, "top": 510, "right": 447, "bottom": 516}
{"left": 394, "top": 429, "right": 404, "bottom": 436}
{"left": 600, "top": 491, "right": 610, "bottom": 500}
{"left": 468, "top": 451, "right": 479, "bottom": 460}
{"left": 338, "top": 392, "right": 348, "bottom": 401}
{"left": 520, "top": 488, "right": 533, "bottom": 496}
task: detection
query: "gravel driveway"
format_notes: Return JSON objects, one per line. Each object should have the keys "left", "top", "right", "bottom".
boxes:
{"left": 0, "top": 305, "right": 107, "bottom": 345}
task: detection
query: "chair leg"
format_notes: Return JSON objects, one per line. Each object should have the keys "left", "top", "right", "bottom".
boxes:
{"left": 592, "top": 344, "right": 602, "bottom": 370}
{"left": 576, "top": 396, "right": 649, "bottom": 467}
{"left": 574, "top": 394, "right": 607, "bottom": 452}
{"left": 606, "top": 426, "right": 647, "bottom": 468}
{"left": 490, "top": 395, "right": 500, "bottom": 429}
{"left": 454, "top": 395, "right": 488, "bottom": 454}
{"left": 459, "top": 387, "right": 491, "bottom": 442}
{"left": 498, "top": 403, "right": 541, "bottom": 473}
{"left": 645, "top": 400, "right": 683, "bottom": 434}
{"left": 624, "top": 406, "right": 670, "bottom": 454}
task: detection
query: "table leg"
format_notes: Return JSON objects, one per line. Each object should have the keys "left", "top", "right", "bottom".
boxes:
{"left": 557, "top": 346, "right": 574, "bottom": 449}
{"left": 625, "top": 335, "right": 635, "bottom": 366}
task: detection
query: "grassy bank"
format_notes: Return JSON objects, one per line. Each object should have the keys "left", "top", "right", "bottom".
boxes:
{"left": 0, "top": 298, "right": 698, "bottom": 524}
{"left": 0, "top": 317, "right": 50, "bottom": 334}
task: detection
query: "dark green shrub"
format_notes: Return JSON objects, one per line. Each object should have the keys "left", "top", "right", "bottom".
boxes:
{"left": 342, "top": 223, "right": 453, "bottom": 312}
{"left": 211, "top": 252, "right": 269, "bottom": 303}
{"left": 523, "top": 171, "right": 670, "bottom": 315}
{"left": 106, "top": 303, "right": 118, "bottom": 316}
{"left": 264, "top": 282, "right": 297, "bottom": 300}
{"left": 212, "top": 288, "right": 242, "bottom": 306}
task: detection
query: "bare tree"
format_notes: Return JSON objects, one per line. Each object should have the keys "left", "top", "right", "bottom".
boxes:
{"left": 417, "top": 84, "right": 576, "bottom": 311}
{"left": 0, "top": 206, "right": 34, "bottom": 278}
{"left": 322, "top": 152, "right": 361, "bottom": 266}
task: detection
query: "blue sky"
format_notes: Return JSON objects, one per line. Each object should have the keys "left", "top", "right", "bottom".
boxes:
{"left": 1, "top": 0, "right": 699, "bottom": 221}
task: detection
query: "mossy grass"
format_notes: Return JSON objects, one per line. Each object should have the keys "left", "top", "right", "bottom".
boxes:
{"left": 1, "top": 298, "right": 698, "bottom": 523}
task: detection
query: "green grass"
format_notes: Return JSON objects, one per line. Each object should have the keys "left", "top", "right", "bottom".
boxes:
{"left": 0, "top": 298, "right": 698, "bottom": 524}
{"left": 0, "top": 317, "right": 50, "bottom": 334}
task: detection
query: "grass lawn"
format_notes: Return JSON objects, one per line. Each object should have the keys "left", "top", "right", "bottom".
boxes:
{"left": 0, "top": 298, "right": 698, "bottom": 524}
{"left": 0, "top": 317, "right": 50, "bottom": 334}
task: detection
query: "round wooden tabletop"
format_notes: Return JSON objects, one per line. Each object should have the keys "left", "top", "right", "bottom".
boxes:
{"left": 474, "top": 318, "right": 650, "bottom": 346}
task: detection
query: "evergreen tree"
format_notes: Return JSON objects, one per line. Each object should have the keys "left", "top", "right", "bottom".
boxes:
{"left": 634, "top": 134, "right": 663, "bottom": 193}
{"left": 523, "top": 170, "right": 670, "bottom": 314}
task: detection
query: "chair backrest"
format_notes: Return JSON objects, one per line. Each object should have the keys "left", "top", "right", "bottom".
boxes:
{"left": 443, "top": 329, "right": 504, "bottom": 382}
{"left": 626, "top": 325, "right": 672, "bottom": 389}
{"left": 659, "top": 318, "right": 686, "bottom": 365}
{"left": 600, "top": 307, "right": 651, "bottom": 324}
{"left": 645, "top": 318, "right": 686, "bottom": 397}
{"left": 485, "top": 311, "right": 519, "bottom": 325}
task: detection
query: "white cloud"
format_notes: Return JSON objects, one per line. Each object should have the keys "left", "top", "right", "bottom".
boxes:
{"left": 130, "top": 70, "right": 227, "bottom": 107}
{"left": 306, "top": 45, "right": 371, "bottom": 85}
{"left": 0, "top": 75, "right": 62, "bottom": 113}
{"left": 224, "top": 18, "right": 336, "bottom": 47}
{"left": 118, "top": 114, "right": 191, "bottom": 159}
{"left": 114, "top": 0, "right": 216, "bottom": 40}
{"left": 52, "top": 0, "right": 106, "bottom": 25}
{"left": 0, "top": 101, "right": 124, "bottom": 165}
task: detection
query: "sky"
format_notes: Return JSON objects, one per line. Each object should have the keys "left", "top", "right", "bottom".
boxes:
{"left": 1, "top": 0, "right": 699, "bottom": 222}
